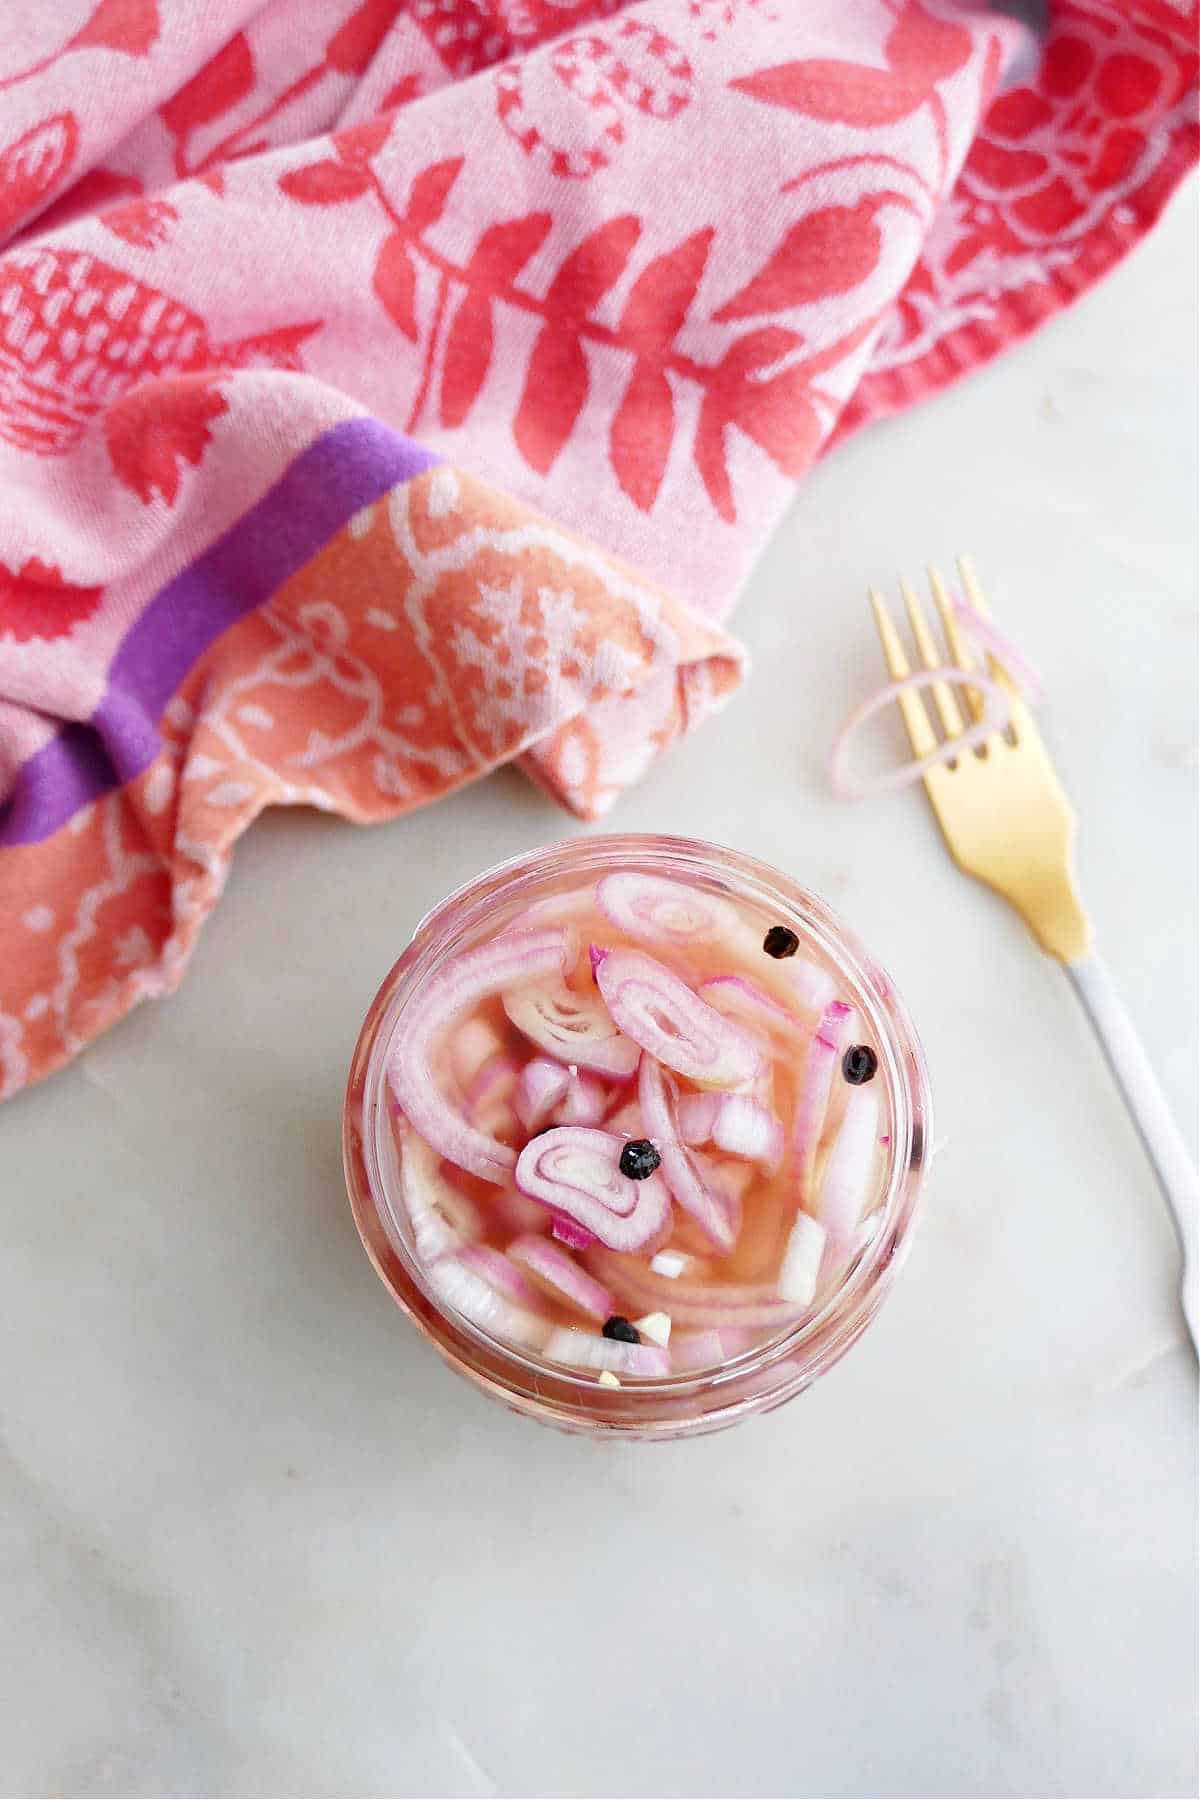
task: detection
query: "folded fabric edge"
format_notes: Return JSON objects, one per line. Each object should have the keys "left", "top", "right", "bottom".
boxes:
{"left": 0, "top": 445, "right": 747, "bottom": 1099}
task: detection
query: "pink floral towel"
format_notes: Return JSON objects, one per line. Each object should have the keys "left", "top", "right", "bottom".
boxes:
{"left": 1, "top": 0, "right": 1196, "bottom": 1097}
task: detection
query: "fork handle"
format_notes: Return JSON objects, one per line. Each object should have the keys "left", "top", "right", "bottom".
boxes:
{"left": 1066, "top": 953, "right": 1199, "bottom": 1350}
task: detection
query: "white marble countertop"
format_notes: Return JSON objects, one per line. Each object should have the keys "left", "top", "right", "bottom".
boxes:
{"left": 4, "top": 184, "right": 1197, "bottom": 1800}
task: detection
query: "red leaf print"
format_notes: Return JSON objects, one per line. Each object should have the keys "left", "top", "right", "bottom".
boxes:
{"left": 405, "top": 158, "right": 463, "bottom": 231}
{"left": 466, "top": 214, "right": 553, "bottom": 287}
{"left": 731, "top": 62, "right": 921, "bottom": 128}
{"left": 885, "top": 1, "right": 972, "bottom": 83}
{"left": 713, "top": 200, "right": 882, "bottom": 320}
{"left": 161, "top": 33, "right": 254, "bottom": 139}
{"left": 732, "top": 366, "right": 821, "bottom": 479}
{"left": 718, "top": 326, "right": 803, "bottom": 382}
{"left": 326, "top": 0, "right": 398, "bottom": 75}
{"left": 732, "top": 1, "right": 970, "bottom": 128}
{"left": 0, "top": 558, "right": 101, "bottom": 644}
{"left": 72, "top": 0, "right": 159, "bottom": 55}
{"left": 514, "top": 328, "right": 589, "bottom": 475}
{"left": 373, "top": 232, "right": 419, "bottom": 339}
{"left": 105, "top": 377, "right": 227, "bottom": 506}
{"left": 619, "top": 229, "right": 713, "bottom": 353}
{"left": 334, "top": 115, "right": 392, "bottom": 167}
{"left": 278, "top": 161, "right": 372, "bottom": 204}
{"left": 103, "top": 197, "right": 178, "bottom": 248}
{"left": 545, "top": 216, "right": 641, "bottom": 314}
{"left": 694, "top": 396, "right": 735, "bottom": 524}
{"left": 440, "top": 293, "right": 493, "bottom": 428}
{"left": 0, "top": 113, "right": 78, "bottom": 239}
{"left": 611, "top": 360, "right": 673, "bottom": 511}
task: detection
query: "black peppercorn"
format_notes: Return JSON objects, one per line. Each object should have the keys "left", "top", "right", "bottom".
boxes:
{"left": 842, "top": 1044, "right": 878, "bottom": 1085}
{"left": 602, "top": 1316, "right": 641, "bottom": 1344}
{"left": 619, "top": 1138, "right": 661, "bottom": 1180}
{"left": 762, "top": 925, "right": 799, "bottom": 959}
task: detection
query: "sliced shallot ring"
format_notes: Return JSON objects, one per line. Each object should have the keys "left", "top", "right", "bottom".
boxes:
{"left": 503, "top": 976, "right": 639, "bottom": 1077}
{"left": 815, "top": 1083, "right": 880, "bottom": 1242}
{"left": 587, "top": 1248, "right": 807, "bottom": 1330}
{"left": 544, "top": 1327, "right": 671, "bottom": 1378}
{"left": 638, "top": 1053, "right": 735, "bottom": 1253}
{"left": 516, "top": 1127, "right": 673, "bottom": 1252}
{"left": 427, "top": 1255, "right": 551, "bottom": 1350}
{"left": 699, "top": 974, "right": 808, "bottom": 1042}
{"left": 793, "top": 999, "right": 854, "bottom": 1202}
{"left": 388, "top": 927, "right": 573, "bottom": 1183}
{"left": 830, "top": 666, "right": 1011, "bottom": 802}
{"left": 394, "top": 1117, "right": 475, "bottom": 1265}
{"left": 508, "top": 1235, "right": 614, "bottom": 1321}
{"left": 596, "top": 871, "right": 737, "bottom": 948}
{"left": 459, "top": 1244, "right": 547, "bottom": 1311}
{"left": 593, "top": 947, "right": 761, "bottom": 1089}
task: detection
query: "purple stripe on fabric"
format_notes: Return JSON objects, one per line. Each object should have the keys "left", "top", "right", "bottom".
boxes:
{"left": 1, "top": 418, "right": 438, "bottom": 849}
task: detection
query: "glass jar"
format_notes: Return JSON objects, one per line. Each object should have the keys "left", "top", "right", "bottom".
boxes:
{"left": 343, "top": 834, "right": 931, "bottom": 1440}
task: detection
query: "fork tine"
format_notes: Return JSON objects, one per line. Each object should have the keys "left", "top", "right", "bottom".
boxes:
{"left": 928, "top": 563, "right": 985, "bottom": 723}
{"left": 956, "top": 554, "right": 1036, "bottom": 739}
{"left": 868, "top": 586, "right": 938, "bottom": 759}
{"left": 901, "top": 578, "right": 965, "bottom": 740}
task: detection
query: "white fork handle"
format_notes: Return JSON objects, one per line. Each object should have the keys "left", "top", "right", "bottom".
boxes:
{"left": 1066, "top": 953, "right": 1199, "bottom": 1351}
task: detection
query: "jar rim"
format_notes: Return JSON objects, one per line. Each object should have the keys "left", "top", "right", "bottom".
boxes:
{"left": 344, "top": 834, "right": 931, "bottom": 1438}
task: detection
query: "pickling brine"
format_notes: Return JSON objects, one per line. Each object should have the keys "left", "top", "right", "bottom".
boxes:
{"left": 381, "top": 867, "right": 891, "bottom": 1384}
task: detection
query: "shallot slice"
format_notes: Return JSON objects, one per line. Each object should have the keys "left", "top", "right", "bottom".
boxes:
{"left": 516, "top": 1127, "right": 672, "bottom": 1253}
{"left": 508, "top": 1234, "right": 614, "bottom": 1321}
{"left": 792, "top": 999, "right": 855, "bottom": 1201}
{"left": 503, "top": 977, "right": 639, "bottom": 1077}
{"left": 699, "top": 975, "right": 807, "bottom": 1042}
{"left": 459, "top": 1244, "right": 546, "bottom": 1312}
{"left": 596, "top": 871, "right": 737, "bottom": 948}
{"left": 677, "top": 1090, "right": 784, "bottom": 1172}
{"left": 815, "top": 1084, "right": 880, "bottom": 1241}
{"left": 777, "top": 1212, "right": 827, "bottom": 1306}
{"left": 551, "top": 1214, "right": 596, "bottom": 1251}
{"left": 427, "top": 1255, "right": 551, "bottom": 1350}
{"left": 588, "top": 1248, "right": 807, "bottom": 1331}
{"left": 388, "top": 927, "right": 573, "bottom": 1183}
{"left": 544, "top": 1327, "right": 671, "bottom": 1378}
{"left": 593, "top": 947, "right": 761, "bottom": 1089}
{"left": 395, "top": 1117, "right": 480, "bottom": 1265}
{"left": 633, "top": 1311, "right": 672, "bottom": 1347}
{"left": 638, "top": 1053, "right": 735, "bottom": 1253}
{"left": 515, "top": 1056, "right": 570, "bottom": 1134}
{"left": 465, "top": 1052, "right": 520, "bottom": 1120}
{"left": 552, "top": 1071, "right": 609, "bottom": 1127}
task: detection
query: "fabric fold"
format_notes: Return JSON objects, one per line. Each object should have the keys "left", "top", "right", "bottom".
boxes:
{"left": 1, "top": 0, "right": 1196, "bottom": 1095}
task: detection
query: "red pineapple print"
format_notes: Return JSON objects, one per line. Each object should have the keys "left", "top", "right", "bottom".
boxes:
{"left": 0, "top": 248, "right": 320, "bottom": 500}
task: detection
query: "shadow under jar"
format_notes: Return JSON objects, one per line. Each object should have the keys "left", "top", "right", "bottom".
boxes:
{"left": 344, "top": 835, "right": 931, "bottom": 1441}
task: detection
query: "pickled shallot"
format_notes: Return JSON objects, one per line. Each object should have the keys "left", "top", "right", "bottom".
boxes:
{"left": 384, "top": 871, "right": 892, "bottom": 1380}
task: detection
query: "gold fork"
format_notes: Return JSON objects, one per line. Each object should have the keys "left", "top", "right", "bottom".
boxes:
{"left": 871, "top": 557, "right": 1197, "bottom": 1348}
